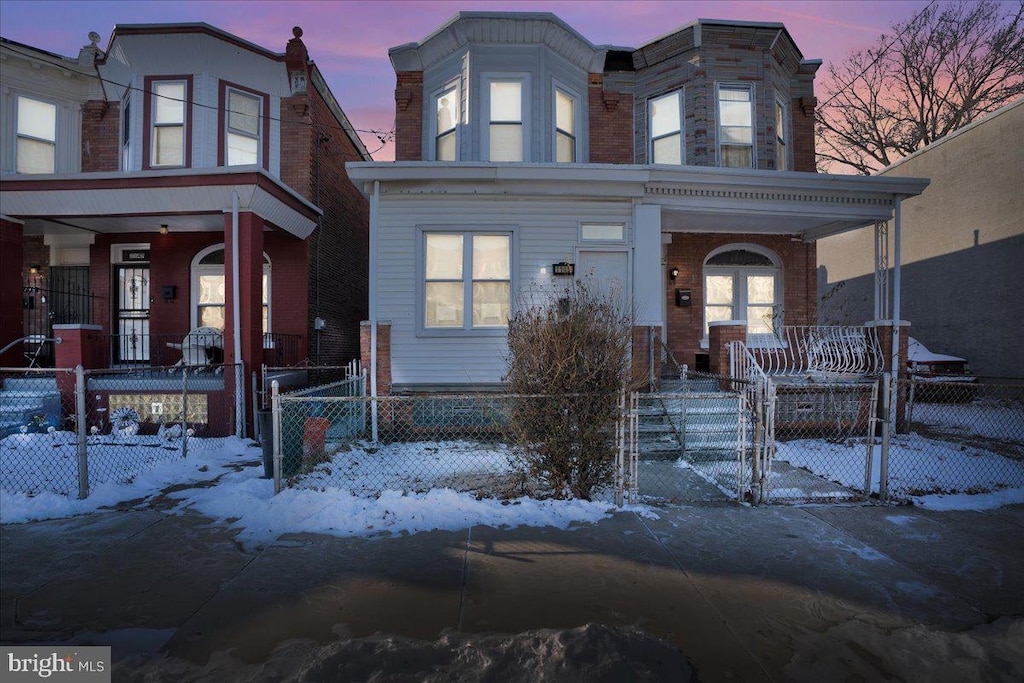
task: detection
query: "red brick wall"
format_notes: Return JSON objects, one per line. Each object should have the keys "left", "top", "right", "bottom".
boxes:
{"left": 360, "top": 321, "right": 391, "bottom": 395}
{"left": 664, "top": 233, "right": 817, "bottom": 367}
{"left": 394, "top": 71, "right": 423, "bottom": 161}
{"left": 792, "top": 96, "right": 817, "bottom": 172}
{"left": 280, "top": 77, "right": 369, "bottom": 365}
{"left": 0, "top": 221, "right": 25, "bottom": 365}
{"left": 81, "top": 100, "right": 120, "bottom": 172}
{"left": 588, "top": 74, "right": 634, "bottom": 164}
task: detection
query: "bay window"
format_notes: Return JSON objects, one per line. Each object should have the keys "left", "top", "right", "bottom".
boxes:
{"left": 225, "top": 88, "right": 261, "bottom": 166}
{"left": 149, "top": 79, "right": 188, "bottom": 167}
{"left": 434, "top": 84, "right": 458, "bottom": 161}
{"left": 717, "top": 85, "right": 754, "bottom": 168}
{"left": 649, "top": 90, "right": 683, "bottom": 165}
{"left": 16, "top": 96, "right": 57, "bottom": 174}
{"left": 423, "top": 231, "right": 511, "bottom": 332}
{"left": 555, "top": 88, "right": 577, "bottom": 162}
{"left": 488, "top": 80, "right": 523, "bottom": 161}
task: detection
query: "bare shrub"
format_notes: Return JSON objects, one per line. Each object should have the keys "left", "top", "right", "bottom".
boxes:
{"left": 504, "top": 281, "right": 633, "bottom": 500}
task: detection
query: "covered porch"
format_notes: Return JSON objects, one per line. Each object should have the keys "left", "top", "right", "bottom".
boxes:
{"left": 0, "top": 166, "right": 321, "bottom": 435}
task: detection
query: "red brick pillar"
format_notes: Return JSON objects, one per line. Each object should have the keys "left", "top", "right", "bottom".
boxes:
{"left": 53, "top": 324, "right": 105, "bottom": 422}
{"left": 360, "top": 320, "right": 391, "bottom": 396}
{"left": 224, "top": 212, "right": 265, "bottom": 436}
{"left": 708, "top": 321, "right": 747, "bottom": 382}
{"left": 631, "top": 326, "right": 662, "bottom": 391}
{"left": 0, "top": 220, "right": 25, "bottom": 366}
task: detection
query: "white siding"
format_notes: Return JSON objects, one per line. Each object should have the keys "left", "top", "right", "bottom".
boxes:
{"left": 375, "top": 195, "right": 633, "bottom": 385}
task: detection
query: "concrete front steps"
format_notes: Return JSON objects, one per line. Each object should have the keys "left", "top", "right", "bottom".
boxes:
{"left": 636, "top": 391, "right": 747, "bottom": 462}
{"left": 0, "top": 376, "right": 62, "bottom": 438}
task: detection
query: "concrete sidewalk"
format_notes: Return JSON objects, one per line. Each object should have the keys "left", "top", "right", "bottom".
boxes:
{"left": 2, "top": 503, "right": 1023, "bottom": 681}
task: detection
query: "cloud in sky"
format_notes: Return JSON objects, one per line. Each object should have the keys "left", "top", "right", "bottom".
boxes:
{"left": 0, "top": 0, "right": 928, "bottom": 160}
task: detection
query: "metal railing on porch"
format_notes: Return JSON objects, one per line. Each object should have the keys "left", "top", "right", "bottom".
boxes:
{"left": 746, "top": 325, "right": 884, "bottom": 377}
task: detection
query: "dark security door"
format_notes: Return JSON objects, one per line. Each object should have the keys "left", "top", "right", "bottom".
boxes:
{"left": 114, "top": 265, "right": 150, "bottom": 363}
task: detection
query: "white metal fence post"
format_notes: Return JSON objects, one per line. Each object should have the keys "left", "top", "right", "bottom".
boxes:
{"left": 879, "top": 372, "right": 892, "bottom": 502}
{"left": 181, "top": 366, "right": 189, "bottom": 459}
{"left": 75, "top": 365, "right": 89, "bottom": 500}
{"left": 865, "top": 378, "right": 880, "bottom": 497}
{"left": 615, "top": 389, "right": 625, "bottom": 507}
{"left": 272, "top": 380, "right": 282, "bottom": 494}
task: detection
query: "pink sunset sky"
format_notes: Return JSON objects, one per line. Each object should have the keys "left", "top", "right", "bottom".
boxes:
{"left": 0, "top": 0, "right": 934, "bottom": 160}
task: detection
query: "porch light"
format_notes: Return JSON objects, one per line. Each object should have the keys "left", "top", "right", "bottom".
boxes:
{"left": 159, "top": 224, "right": 169, "bottom": 235}
{"left": 28, "top": 264, "right": 41, "bottom": 275}
{"left": 669, "top": 267, "right": 679, "bottom": 281}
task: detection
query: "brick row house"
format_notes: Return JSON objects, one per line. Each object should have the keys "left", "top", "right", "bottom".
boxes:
{"left": 0, "top": 24, "right": 371, "bottom": 434}
{"left": 347, "top": 12, "right": 928, "bottom": 398}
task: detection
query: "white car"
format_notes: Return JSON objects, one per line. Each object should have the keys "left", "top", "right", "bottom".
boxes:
{"left": 907, "top": 337, "right": 976, "bottom": 382}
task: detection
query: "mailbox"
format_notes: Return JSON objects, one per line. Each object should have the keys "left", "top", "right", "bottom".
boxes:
{"left": 675, "top": 288, "right": 692, "bottom": 307}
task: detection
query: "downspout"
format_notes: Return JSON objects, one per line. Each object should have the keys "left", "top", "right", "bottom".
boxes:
{"left": 232, "top": 191, "right": 243, "bottom": 437}
{"left": 369, "top": 180, "right": 380, "bottom": 441}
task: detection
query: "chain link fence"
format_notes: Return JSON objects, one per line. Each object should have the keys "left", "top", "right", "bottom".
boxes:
{"left": 1, "top": 364, "right": 238, "bottom": 499}
{"left": 893, "top": 378, "right": 1024, "bottom": 498}
{"left": 273, "top": 391, "right": 628, "bottom": 503}
{"left": 767, "top": 380, "right": 879, "bottom": 503}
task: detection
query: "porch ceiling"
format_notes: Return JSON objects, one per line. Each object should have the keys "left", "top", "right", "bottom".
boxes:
{"left": 0, "top": 167, "right": 322, "bottom": 239}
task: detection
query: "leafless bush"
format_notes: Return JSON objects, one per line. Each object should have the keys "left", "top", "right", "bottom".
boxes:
{"left": 504, "top": 281, "right": 633, "bottom": 500}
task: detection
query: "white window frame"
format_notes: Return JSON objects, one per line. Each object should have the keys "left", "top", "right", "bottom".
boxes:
{"left": 775, "top": 96, "right": 788, "bottom": 171}
{"left": 190, "top": 244, "right": 271, "bottom": 333}
{"left": 481, "top": 73, "right": 531, "bottom": 162}
{"left": 716, "top": 83, "right": 755, "bottom": 169}
{"left": 578, "top": 222, "right": 627, "bottom": 244}
{"left": 121, "top": 89, "right": 133, "bottom": 171}
{"left": 15, "top": 94, "right": 58, "bottom": 174}
{"left": 150, "top": 79, "right": 188, "bottom": 168}
{"left": 552, "top": 81, "right": 581, "bottom": 163}
{"left": 701, "top": 244, "right": 782, "bottom": 344}
{"left": 416, "top": 227, "right": 516, "bottom": 337}
{"left": 648, "top": 89, "right": 684, "bottom": 165}
{"left": 429, "top": 79, "right": 460, "bottom": 161}
{"left": 224, "top": 87, "right": 263, "bottom": 167}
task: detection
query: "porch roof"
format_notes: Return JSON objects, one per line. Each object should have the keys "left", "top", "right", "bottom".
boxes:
{"left": 0, "top": 166, "right": 322, "bottom": 239}
{"left": 346, "top": 162, "right": 929, "bottom": 241}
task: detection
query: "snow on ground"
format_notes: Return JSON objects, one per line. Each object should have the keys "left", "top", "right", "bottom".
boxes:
{"left": 912, "top": 400, "right": 1024, "bottom": 443}
{"left": 0, "top": 435, "right": 256, "bottom": 523}
{"left": 776, "top": 432, "right": 1024, "bottom": 503}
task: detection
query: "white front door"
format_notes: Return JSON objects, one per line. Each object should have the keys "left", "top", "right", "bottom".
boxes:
{"left": 576, "top": 249, "right": 630, "bottom": 314}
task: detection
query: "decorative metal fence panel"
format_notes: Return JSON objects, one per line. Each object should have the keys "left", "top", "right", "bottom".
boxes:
{"left": 0, "top": 364, "right": 237, "bottom": 500}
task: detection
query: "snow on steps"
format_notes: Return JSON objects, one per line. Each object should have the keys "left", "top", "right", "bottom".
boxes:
{"left": 636, "top": 392, "right": 746, "bottom": 461}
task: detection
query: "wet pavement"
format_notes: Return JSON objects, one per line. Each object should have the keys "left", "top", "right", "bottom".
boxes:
{"left": 2, "top": 502, "right": 1023, "bottom": 681}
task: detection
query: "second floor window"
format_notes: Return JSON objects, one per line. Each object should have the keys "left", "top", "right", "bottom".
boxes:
{"left": 718, "top": 85, "right": 754, "bottom": 168}
{"left": 489, "top": 80, "right": 523, "bottom": 162}
{"left": 121, "top": 91, "right": 132, "bottom": 171}
{"left": 226, "top": 89, "right": 261, "bottom": 166}
{"left": 555, "top": 88, "right": 576, "bottom": 162}
{"left": 650, "top": 91, "right": 683, "bottom": 165}
{"left": 435, "top": 85, "right": 458, "bottom": 161}
{"left": 151, "top": 80, "right": 187, "bottom": 167}
{"left": 16, "top": 96, "right": 57, "bottom": 174}
{"left": 775, "top": 99, "right": 788, "bottom": 171}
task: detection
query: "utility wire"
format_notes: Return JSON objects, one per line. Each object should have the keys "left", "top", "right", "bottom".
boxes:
{"left": 1, "top": 42, "right": 394, "bottom": 157}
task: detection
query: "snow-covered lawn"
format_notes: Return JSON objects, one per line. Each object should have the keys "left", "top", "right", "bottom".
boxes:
{"left": 911, "top": 399, "right": 1024, "bottom": 444}
{"left": 776, "top": 432, "right": 1024, "bottom": 503}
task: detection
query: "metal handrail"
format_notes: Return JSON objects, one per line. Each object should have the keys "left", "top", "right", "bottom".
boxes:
{"left": 0, "top": 335, "right": 62, "bottom": 357}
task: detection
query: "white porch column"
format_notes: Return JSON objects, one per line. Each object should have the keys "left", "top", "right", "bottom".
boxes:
{"left": 632, "top": 203, "right": 663, "bottom": 327}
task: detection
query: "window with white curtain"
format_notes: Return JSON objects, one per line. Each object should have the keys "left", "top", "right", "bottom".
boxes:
{"left": 434, "top": 84, "right": 458, "bottom": 161}
{"left": 555, "top": 88, "right": 577, "bottom": 162}
{"left": 649, "top": 90, "right": 683, "bottom": 165}
{"left": 16, "top": 96, "right": 57, "bottom": 174}
{"left": 423, "top": 232, "right": 511, "bottom": 331}
{"left": 225, "top": 88, "right": 261, "bottom": 166}
{"left": 703, "top": 247, "right": 781, "bottom": 337}
{"left": 488, "top": 80, "right": 523, "bottom": 161}
{"left": 717, "top": 85, "right": 754, "bottom": 168}
{"left": 151, "top": 80, "right": 187, "bottom": 167}
{"left": 191, "top": 246, "right": 270, "bottom": 333}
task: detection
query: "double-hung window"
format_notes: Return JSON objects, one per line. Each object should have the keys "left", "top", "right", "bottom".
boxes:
{"left": 703, "top": 248, "right": 780, "bottom": 338}
{"left": 16, "top": 96, "right": 57, "bottom": 174}
{"left": 225, "top": 88, "right": 262, "bottom": 166}
{"left": 151, "top": 80, "right": 187, "bottom": 167}
{"left": 488, "top": 80, "right": 523, "bottom": 162}
{"left": 434, "top": 84, "right": 458, "bottom": 161}
{"left": 718, "top": 85, "right": 754, "bottom": 168}
{"left": 192, "top": 246, "right": 270, "bottom": 333}
{"left": 649, "top": 90, "right": 683, "bottom": 165}
{"left": 775, "top": 98, "right": 788, "bottom": 171}
{"left": 554, "top": 88, "right": 577, "bottom": 162}
{"left": 424, "top": 232, "right": 511, "bottom": 331}
{"left": 121, "top": 91, "right": 132, "bottom": 171}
